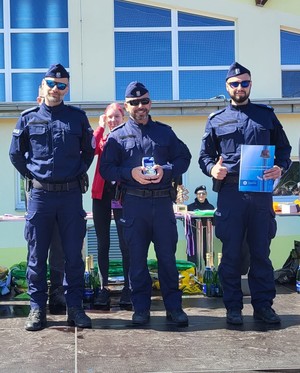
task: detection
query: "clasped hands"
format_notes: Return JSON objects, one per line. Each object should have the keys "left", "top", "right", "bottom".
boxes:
{"left": 131, "top": 165, "right": 163, "bottom": 185}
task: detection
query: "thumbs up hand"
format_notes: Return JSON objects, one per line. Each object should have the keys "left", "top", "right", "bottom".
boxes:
{"left": 211, "top": 156, "right": 228, "bottom": 180}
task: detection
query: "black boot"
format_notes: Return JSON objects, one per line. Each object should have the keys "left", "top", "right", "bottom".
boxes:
{"left": 226, "top": 308, "right": 243, "bottom": 325}
{"left": 49, "top": 286, "right": 66, "bottom": 314}
{"left": 25, "top": 308, "right": 47, "bottom": 331}
{"left": 166, "top": 309, "right": 189, "bottom": 327}
{"left": 253, "top": 307, "right": 281, "bottom": 324}
{"left": 94, "top": 288, "right": 111, "bottom": 309}
{"left": 67, "top": 306, "right": 92, "bottom": 328}
{"left": 132, "top": 310, "right": 150, "bottom": 325}
{"left": 119, "top": 286, "right": 132, "bottom": 310}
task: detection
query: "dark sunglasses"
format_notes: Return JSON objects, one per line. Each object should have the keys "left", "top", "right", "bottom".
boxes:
{"left": 45, "top": 79, "right": 68, "bottom": 91}
{"left": 228, "top": 80, "right": 251, "bottom": 89}
{"left": 127, "top": 98, "right": 150, "bottom": 106}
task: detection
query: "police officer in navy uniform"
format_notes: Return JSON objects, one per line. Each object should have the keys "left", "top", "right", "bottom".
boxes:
{"left": 9, "top": 63, "right": 95, "bottom": 331}
{"left": 100, "top": 81, "right": 191, "bottom": 326}
{"left": 24, "top": 86, "right": 66, "bottom": 315}
{"left": 199, "top": 62, "right": 291, "bottom": 325}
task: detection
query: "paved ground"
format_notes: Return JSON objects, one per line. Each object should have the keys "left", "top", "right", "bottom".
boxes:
{"left": 0, "top": 284, "right": 299, "bottom": 373}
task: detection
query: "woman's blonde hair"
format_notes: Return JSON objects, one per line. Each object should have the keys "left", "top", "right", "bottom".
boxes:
{"left": 104, "top": 102, "right": 124, "bottom": 118}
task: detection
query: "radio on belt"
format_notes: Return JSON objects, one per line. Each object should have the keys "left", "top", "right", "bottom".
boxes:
{"left": 142, "top": 157, "right": 156, "bottom": 175}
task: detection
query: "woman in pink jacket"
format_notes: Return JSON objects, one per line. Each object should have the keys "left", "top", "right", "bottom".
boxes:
{"left": 91, "top": 103, "right": 131, "bottom": 310}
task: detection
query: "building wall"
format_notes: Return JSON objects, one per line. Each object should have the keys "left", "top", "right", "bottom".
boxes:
{"left": 1, "top": 0, "right": 300, "bottom": 267}
{"left": 68, "top": 0, "right": 300, "bottom": 101}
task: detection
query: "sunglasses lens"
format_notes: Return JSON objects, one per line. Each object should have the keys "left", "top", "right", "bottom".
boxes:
{"left": 57, "top": 83, "right": 67, "bottom": 90}
{"left": 45, "top": 80, "right": 67, "bottom": 90}
{"left": 45, "top": 80, "right": 55, "bottom": 88}
{"left": 229, "top": 81, "right": 250, "bottom": 88}
{"left": 128, "top": 98, "right": 150, "bottom": 106}
{"left": 241, "top": 81, "right": 250, "bottom": 88}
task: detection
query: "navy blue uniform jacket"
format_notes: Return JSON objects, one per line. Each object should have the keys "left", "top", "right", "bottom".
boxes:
{"left": 9, "top": 101, "right": 95, "bottom": 182}
{"left": 100, "top": 115, "right": 191, "bottom": 189}
{"left": 199, "top": 101, "right": 291, "bottom": 177}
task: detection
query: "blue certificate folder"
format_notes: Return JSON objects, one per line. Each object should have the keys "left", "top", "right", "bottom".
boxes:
{"left": 239, "top": 144, "right": 275, "bottom": 192}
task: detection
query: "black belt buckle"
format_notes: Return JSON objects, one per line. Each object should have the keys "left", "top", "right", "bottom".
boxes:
{"left": 145, "top": 189, "right": 170, "bottom": 198}
{"left": 48, "top": 183, "right": 63, "bottom": 192}
{"left": 144, "top": 190, "right": 152, "bottom": 198}
{"left": 49, "top": 183, "right": 56, "bottom": 192}
{"left": 125, "top": 188, "right": 171, "bottom": 198}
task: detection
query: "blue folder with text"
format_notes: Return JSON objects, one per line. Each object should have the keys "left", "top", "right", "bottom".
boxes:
{"left": 239, "top": 144, "right": 275, "bottom": 192}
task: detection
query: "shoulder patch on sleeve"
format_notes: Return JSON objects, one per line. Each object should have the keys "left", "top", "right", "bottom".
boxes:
{"left": 208, "top": 108, "right": 226, "bottom": 119}
{"left": 21, "top": 106, "right": 39, "bottom": 116}
{"left": 12, "top": 128, "right": 23, "bottom": 135}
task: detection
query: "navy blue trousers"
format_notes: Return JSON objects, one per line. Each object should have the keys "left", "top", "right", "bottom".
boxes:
{"left": 25, "top": 181, "right": 64, "bottom": 293}
{"left": 25, "top": 187, "right": 86, "bottom": 309}
{"left": 48, "top": 221, "right": 65, "bottom": 292}
{"left": 215, "top": 183, "right": 277, "bottom": 311}
{"left": 121, "top": 194, "right": 182, "bottom": 313}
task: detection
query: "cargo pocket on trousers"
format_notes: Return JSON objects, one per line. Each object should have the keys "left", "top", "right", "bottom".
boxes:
{"left": 268, "top": 209, "right": 277, "bottom": 240}
{"left": 214, "top": 209, "right": 231, "bottom": 242}
{"left": 24, "top": 210, "right": 38, "bottom": 242}
{"left": 118, "top": 217, "right": 135, "bottom": 244}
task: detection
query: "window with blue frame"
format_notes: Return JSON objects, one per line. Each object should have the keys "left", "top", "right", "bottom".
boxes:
{"left": 0, "top": 0, "right": 69, "bottom": 102}
{"left": 114, "top": 0, "right": 235, "bottom": 100}
{"left": 281, "top": 30, "right": 300, "bottom": 98}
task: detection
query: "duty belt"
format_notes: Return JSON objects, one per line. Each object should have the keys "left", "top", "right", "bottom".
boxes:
{"left": 124, "top": 188, "right": 172, "bottom": 198}
{"left": 223, "top": 175, "right": 239, "bottom": 184}
{"left": 32, "top": 179, "right": 79, "bottom": 192}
